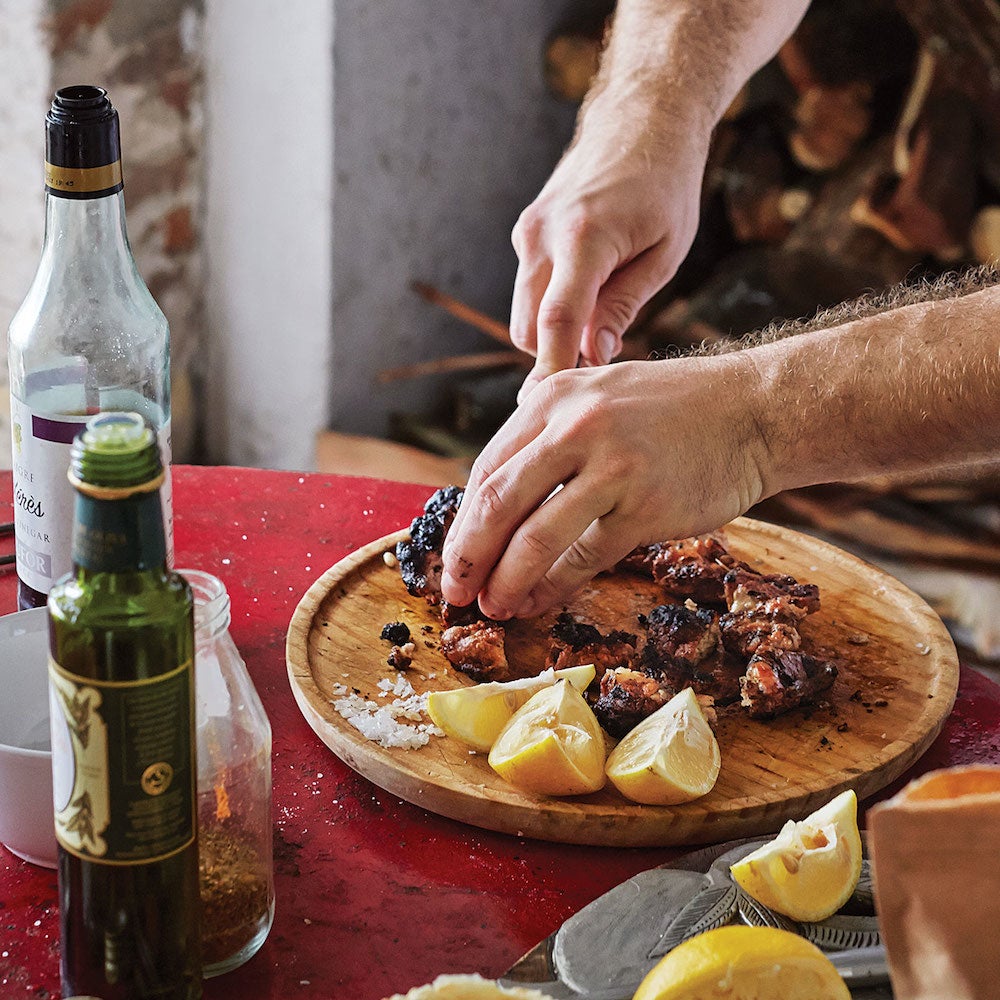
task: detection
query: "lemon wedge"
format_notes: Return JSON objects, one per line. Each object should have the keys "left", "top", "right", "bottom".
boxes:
{"left": 632, "top": 925, "right": 850, "bottom": 1000}
{"left": 604, "top": 687, "right": 720, "bottom": 805}
{"left": 487, "top": 680, "right": 606, "bottom": 796}
{"left": 426, "top": 664, "right": 595, "bottom": 752}
{"left": 729, "top": 788, "right": 863, "bottom": 922}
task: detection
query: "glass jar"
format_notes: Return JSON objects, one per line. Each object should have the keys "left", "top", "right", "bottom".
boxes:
{"left": 182, "top": 569, "right": 274, "bottom": 977}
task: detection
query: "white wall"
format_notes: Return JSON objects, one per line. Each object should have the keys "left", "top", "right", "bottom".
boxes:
{"left": 202, "top": 0, "right": 333, "bottom": 470}
{"left": 202, "top": 0, "right": 575, "bottom": 468}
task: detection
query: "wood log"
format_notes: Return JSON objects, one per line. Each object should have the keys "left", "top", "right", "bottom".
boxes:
{"left": 720, "top": 120, "right": 811, "bottom": 242}
{"left": 410, "top": 281, "right": 512, "bottom": 346}
{"left": 782, "top": 137, "right": 923, "bottom": 290}
{"left": 788, "top": 83, "right": 873, "bottom": 172}
{"left": 851, "top": 49, "right": 977, "bottom": 259}
{"left": 894, "top": 0, "right": 1000, "bottom": 189}
{"left": 378, "top": 350, "right": 526, "bottom": 385}
{"left": 970, "top": 205, "right": 1000, "bottom": 264}
{"left": 542, "top": 0, "right": 613, "bottom": 102}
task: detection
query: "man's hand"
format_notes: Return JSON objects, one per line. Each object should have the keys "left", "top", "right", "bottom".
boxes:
{"left": 441, "top": 356, "right": 770, "bottom": 619}
{"left": 510, "top": 97, "right": 711, "bottom": 403}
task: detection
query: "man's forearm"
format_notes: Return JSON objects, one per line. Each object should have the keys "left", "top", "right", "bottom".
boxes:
{"left": 749, "top": 285, "right": 1000, "bottom": 492}
{"left": 585, "top": 0, "right": 811, "bottom": 135}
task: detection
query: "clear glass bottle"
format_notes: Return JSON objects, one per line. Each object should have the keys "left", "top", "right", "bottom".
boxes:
{"left": 182, "top": 569, "right": 274, "bottom": 976}
{"left": 8, "top": 85, "right": 172, "bottom": 611}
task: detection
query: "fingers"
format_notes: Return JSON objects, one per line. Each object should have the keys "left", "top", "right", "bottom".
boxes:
{"left": 515, "top": 251, "right": 613, "bottom": 403}
{"left": 442, "top": 387, "right": 571, "bottom": 606}
{"left": 476, "top": 478, "right": 629, "bottom": 620}
{"left": 441, "top": 431, "right": 579, "bottom": 614}
{"left": 579, "top": 243, "right": 680, "bottom": 366}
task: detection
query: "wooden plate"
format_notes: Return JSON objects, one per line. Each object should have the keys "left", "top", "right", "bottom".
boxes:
{"left": 286, "top": 517, "right": 958, "bottom": 847}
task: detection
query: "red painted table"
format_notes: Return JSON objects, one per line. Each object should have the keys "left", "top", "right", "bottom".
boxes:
{"left": 2, "top": 466, "right": 999, "bottom": 1000}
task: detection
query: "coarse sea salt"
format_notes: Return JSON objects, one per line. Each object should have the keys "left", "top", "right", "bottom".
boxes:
{"left": 330, "top": 678, "right": 443, "bottom": 750}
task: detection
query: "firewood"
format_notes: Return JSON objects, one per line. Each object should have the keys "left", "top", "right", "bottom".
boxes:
{"left": 970, "top": 206, "right": 1000, "bottom": 264}
{"left": 772, "top": 486, "right": 1000, "bottom": 570}
{"left": 378, "top": 351, "right": 526, "bottom": 385}
{"left": 788, "top": 83, "right": 873, "bottom": 172}
{"left": 720, "top": 120, "right": 803, "bottom": 243}
{"left": 783, "top": 137, "right": 922, "bottom": 290}
{"left": 541, "top": 0, "right": 613, "bottom": 102}
{"left": 411, "top": 281, "right": 512, "bottom": 346}
{"left": 895, "top": 0, "right": 1000, "bottom": 189}
{"left": 544, "top": 34, "right": 603, "bottom": 103}
{"left": 851, "top": 82, "right": 976, "bottom": 259}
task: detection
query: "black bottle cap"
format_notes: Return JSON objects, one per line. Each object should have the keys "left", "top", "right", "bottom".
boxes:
{"left": 45, "top": 85, "right": 123, "bottom": 198}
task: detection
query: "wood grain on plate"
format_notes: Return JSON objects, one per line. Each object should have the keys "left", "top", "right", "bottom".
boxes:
{"left": 286, "top": 517, "right": 958, "bottom": 847}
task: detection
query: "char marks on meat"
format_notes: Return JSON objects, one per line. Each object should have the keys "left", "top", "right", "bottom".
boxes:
{"left": 740, "top": 649, "right": 838, "bottom": 719}
{"left": 723, "top": 567, "right": 820, "bottom": 620}
{"left": 395, "top": 485, "right": 464, "bottom": 607}
{"left": 641, "top": 603, "right": 743, "bottom": 704}
{"left": 593, "top": 667, "right": 674, "bottom": 738}
{"left": 545, "top": 612, "right": 638, "bottom": 684}
{"left": 630, "top": 535, "right": 740, "bottom": 604}
{"left": 440, "top": 620, "right": 511, "bottom": 683}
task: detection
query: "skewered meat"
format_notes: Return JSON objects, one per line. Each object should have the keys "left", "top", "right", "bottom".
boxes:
{"left": 723, "top": 567, "right": 821, "bottom": 620}
{"left": 440, "top": 620, "right": 510, "bottom": 683}
{"left": 395, "top": 485, "right": 464, "bottom": 605}
{"left": 639, "top": 603, "right": 744, "bottom": 703}
{"left": 544, "top": 612, "right": 638, "bottom": 684}
{"left": 593, "top": 667, "right": 674, "bottom": 738}
{"left": 719, "top": 612, "right": 801, "bottom": 659}
{"left": 647, "top": 535, "right": 740, "bottom": 604}
{"left": 740, "top": 648, "right": 838, "bottom": 719}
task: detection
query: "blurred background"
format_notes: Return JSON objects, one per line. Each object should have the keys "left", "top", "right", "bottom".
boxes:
{"left": 0, "top": 0, "right": 998, "bottom": 664}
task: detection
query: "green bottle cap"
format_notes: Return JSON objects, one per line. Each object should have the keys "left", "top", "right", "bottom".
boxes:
{"left": 69, "top": 412, "right": 164, "bottom": 495}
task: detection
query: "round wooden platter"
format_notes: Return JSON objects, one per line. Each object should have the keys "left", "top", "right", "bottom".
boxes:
{"left": 286, "top": 517, "right": 958, "bottom": 848}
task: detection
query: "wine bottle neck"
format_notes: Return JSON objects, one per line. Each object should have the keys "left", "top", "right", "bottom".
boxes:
{"left": 71, "top": 487, "right": 168, "bottom": 574}
{"left": 41, "top": 190, "right": 135, "bottom": 271}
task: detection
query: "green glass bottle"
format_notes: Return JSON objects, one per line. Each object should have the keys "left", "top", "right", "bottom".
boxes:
{"left": 47, "top": 411, "right": 201, "bottom": 1000}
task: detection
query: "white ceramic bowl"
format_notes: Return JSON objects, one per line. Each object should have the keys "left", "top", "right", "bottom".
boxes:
{"left": 0, "top": 607, "right": 56, "bottom": 868}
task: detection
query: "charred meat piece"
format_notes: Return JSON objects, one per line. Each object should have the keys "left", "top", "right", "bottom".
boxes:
{"left": 380, "top": 621, "right": 411, "bottom": 645}
{"left": 440, "top": 620, "right": 510, "bottom": 683}
{"left": 545, "top": 612, "right": 638, "bottom": 684}
{"left": 593, "top": 667, "right": 674, "bottom": 738}
{"left": 640, "top": 604, "right": 743, "bottom": 704}
{"left": 643, "top": 604, "right": 722, "bottom": 671}
{"left": 649, "top": 536, "right": 741, "bottom": 604}
{"left": 395, "top": 485, "right": 464, "bottom": 605}
{"left": 616, "top": 542, "right": 667, "bottom": 577}
{"left": 723, "top": 567, "right": 821, "bottom": 621}
{"left": 740, "top": 649, "right": 838, "bottom": 719}
{"left": 386, "top": 642, "right": 415, "bottom": 670}
{"left": 440, "top": 599, "right": 486, "bottom": 627}
{"left": 719, "top": 612, "right": 801, "bottom": 660}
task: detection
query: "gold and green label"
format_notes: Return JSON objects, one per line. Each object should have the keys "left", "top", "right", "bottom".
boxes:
{"left": 44, "top": 159, "right": 123, "bottom": 198}
{"left": 49, "top": 657, "right": 195, "bottom": 864}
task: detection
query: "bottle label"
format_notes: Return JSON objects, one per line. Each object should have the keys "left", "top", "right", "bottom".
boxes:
{"left": 49, "top": 657, "right": 196, "bottom": 864}
{"left": 10, "top": 395, "right": 174, "bottom": 595}
{"left": 45, "top": 159, "right": 123, "bottom": 199}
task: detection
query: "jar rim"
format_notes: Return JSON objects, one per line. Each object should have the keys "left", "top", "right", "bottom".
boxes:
{"left": 178, "top": 567, "right": 231, "bottom": 633}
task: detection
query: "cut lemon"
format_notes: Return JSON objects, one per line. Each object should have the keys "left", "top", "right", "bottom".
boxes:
{"left": 632, "top": 925, "right": 850, "bottom": 1000}
{"left": 729, "top": 789, "right": 862, "bottom": 922}
{"left": 426, "top": 664, "right": 595, "bottom": 751}
{"left": 487, "top": 680, "right": 606, "bottom": 796}
{"left": 604, "top": 687, "right": 720, "bottom": 805}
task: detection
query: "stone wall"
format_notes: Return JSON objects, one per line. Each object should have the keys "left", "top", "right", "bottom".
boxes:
{"left": 0, "top": 0, "right": 205, "bottom": 463}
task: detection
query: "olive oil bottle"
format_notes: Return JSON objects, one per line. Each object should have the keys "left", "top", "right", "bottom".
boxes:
{"left": 48, "top": 412, "right": 200, "bottom": 1000}
{"left": 9, "top": 85, "right": 173, "bottom": 611}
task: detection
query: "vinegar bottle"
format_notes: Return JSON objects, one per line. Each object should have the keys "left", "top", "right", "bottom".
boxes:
{"left": 48, "top": 411, "right": 201, "bottom": 1000}
{"left": 8, "top": 85, "right": 173, "bottom": 610}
